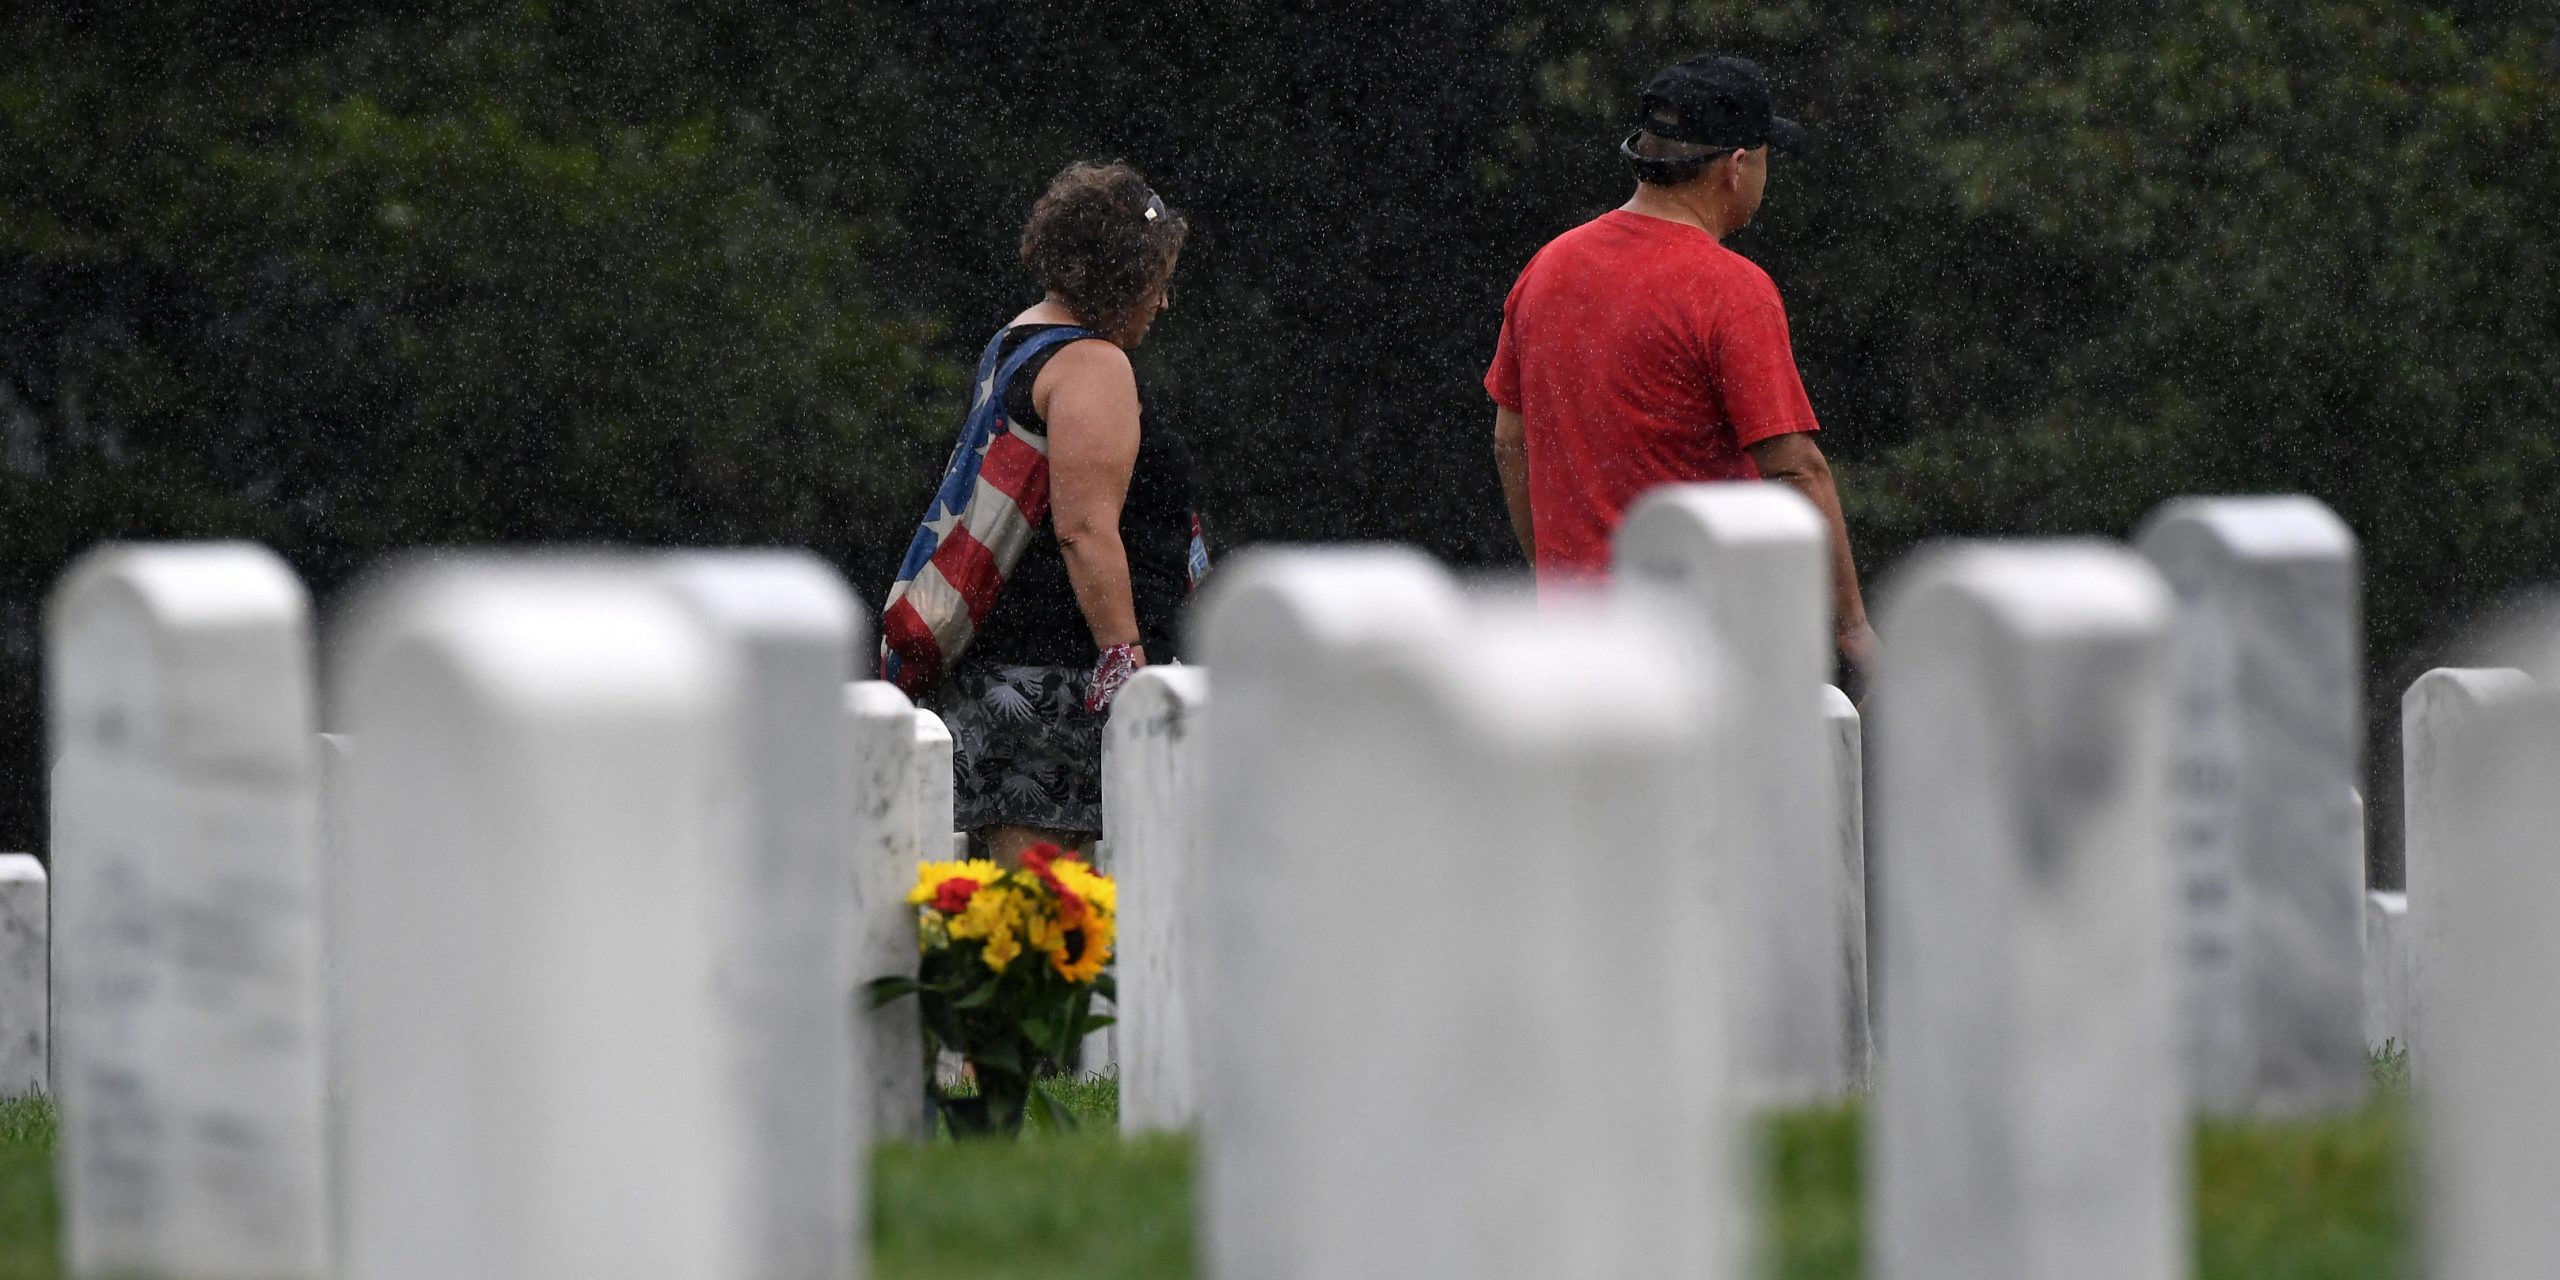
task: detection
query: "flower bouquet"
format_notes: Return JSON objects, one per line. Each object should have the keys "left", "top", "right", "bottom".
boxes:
{"left": 867, "top": 843, "right": 1117, "bottom": 1136}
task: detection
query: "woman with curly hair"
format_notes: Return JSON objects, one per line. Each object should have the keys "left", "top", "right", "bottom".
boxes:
{"left": 883, "top": 160, "right": 1199, "bottom": 864}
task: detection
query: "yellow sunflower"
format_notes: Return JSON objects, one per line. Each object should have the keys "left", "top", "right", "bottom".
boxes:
{"left": 1047, "top": 910, "right": 1113, "bottom": 983}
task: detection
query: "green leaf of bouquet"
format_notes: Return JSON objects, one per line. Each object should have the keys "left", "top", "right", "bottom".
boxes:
{"left": 1030, "top": 1082, "right": 1081, "bottom": 1133}
{"left": 1089, "top": 973, "right": 1118, "bottom": 1001}
{"left": 1024, "top": 1017, "right": 1057, "bottom": 1048}
{"left": 952, "top": 980, "right": 1000, "bottom": 1010}
{"left": 973, "top": 1042, "right": 1025, "bottom": 1078}
{"left": 863, "top": 976, "right": 928, "bottom": 1009}
{"left": 1077, "top": 1013, "right": 1117, "bottom": 1035}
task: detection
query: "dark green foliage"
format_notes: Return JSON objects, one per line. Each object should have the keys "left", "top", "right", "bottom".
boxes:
{"left": 0, "top": 3, "right": 947, "bottom": 849}
{"left": 2, "top": 2, "right": 2554, "bottom": 861}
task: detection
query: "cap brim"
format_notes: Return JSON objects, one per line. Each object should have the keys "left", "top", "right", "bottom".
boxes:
{"left": 1768, "top": 116, "right": 1809, "bottom": 155}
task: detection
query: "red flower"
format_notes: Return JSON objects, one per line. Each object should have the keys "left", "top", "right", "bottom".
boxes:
{"left": 930, "top": 877, "right": 979, "bottom": 914}
{"left": 1019, "top": 843, "right": 1088, "bottom": 925}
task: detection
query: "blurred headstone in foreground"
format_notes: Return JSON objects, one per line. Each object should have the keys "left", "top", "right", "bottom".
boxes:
{"left": 1197, "top": 547, "right": 1737, "bottom": 1280}
{"left": 2417, "top": 667, "right": 2560, "bottom": 1280}
{"left": 334, "top": 559, "right": 737, "bottom": 1280}
{"left": 1616, "top": 483, "right": 1859, "bottom": 1101}
{"left": 48, "top": 544, "right": 330, "bottom": 1280}
{"left": 657, "top": 552, "right": 865, "bottom": 1280}
{"left": 1871, "top": 542, "right": 2184, "bottom": 1280}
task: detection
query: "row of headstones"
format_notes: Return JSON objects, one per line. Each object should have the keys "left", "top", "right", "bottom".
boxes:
{"left": 1110, "top": 488, "right": 2369, "bottom": 1139}
{"left": 26, "top": 545, "right": 986, "bottom": 1280}
{"left": 0, "top": 487, "right": 2542, "bottom": 1278}
{"left": 1095, "top": 488, "right": 2553, "bottom": 1278}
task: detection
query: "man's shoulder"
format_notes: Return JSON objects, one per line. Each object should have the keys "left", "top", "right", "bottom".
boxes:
{"left": 1514, "top": 213, "right": 1617, "bottom": 276}
{"left": 1698, "top": 242, "right": 1785, "bottom": 305}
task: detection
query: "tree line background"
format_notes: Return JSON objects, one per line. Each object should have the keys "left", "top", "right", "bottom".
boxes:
{"left": 4, "top": 1, "right": 2555, "bottom": 876}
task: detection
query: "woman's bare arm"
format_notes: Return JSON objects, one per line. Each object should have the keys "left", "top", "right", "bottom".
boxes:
{"left": 1037, "top": 339, "right": 1147, "bottom": 659}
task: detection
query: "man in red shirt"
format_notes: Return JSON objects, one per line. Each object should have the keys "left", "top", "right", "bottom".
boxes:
{"left": 1487, "top": 54, "right": 1877, "bottom": 675}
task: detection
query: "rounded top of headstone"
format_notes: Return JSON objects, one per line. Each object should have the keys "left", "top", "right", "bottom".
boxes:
{"left": 1403, "top": 594, "right": 1714, "bottom": 748}
{"left": 1193, "top": 545, "right": 1463, "bottom": 676}
{"left": 0, "top": 853, "right": 42, "bottom": 882}
{"left": 1881, "top": 540, "right": 2172, "bottom": 642}
{"left": 844, "top": 679, "right": 915, "bottom": 718}
{"left": 1819, "top": 682, "right": 1859, "bottom": 722}
{"left": 2134, "top": 495, "right": 2356, "bottom": 561}
{"left": 51, "top": 542, "right": 308, "bottom": 632}
{"left": 1614, "top": 483, "right": 1824, "bottom": 583}
{"left": 654, "top": 551, "right": 861, "bottom": 648}
{"left": 911, "top": 707, "right": 953, "bottom": 749}
{"left": 1622, "top": 483, "right": 1824, "bottom": 544}
{"left": 1114, "top": 664, "right": 1209, "bottom": 715}
{"left": 334, "top": 558, "right": 718, "bottom": 716}
{"left": 2402, "top": 666, "right": 2535, "bottom": 714}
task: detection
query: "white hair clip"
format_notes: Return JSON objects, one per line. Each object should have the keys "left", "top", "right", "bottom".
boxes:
{"left": 1143, "top": 192, "right": 1167, "bottom": 222}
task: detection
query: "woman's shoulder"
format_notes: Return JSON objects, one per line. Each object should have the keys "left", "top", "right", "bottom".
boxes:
{"left": 1029, "top": 332, "right": 1133, "bottom": 397}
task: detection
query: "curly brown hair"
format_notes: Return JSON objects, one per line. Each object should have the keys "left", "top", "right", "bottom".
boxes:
{"left": 1019, "top": 161, "right": 1188, "bottom": 341}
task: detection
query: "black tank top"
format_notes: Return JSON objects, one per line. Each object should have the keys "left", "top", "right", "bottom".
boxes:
{"left": 966, "top": 324, "right": 1198, "bottom": 667}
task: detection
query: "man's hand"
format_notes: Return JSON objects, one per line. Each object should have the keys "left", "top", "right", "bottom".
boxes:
{"left": 1746, "top": 430, "right": 1875, "bottom": 692}
{"left": 1837, "top": 618, "right": 1881, "bottom": 701}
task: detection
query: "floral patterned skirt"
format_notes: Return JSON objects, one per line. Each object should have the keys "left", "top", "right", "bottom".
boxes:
{"left": 929, "top": 661, "right": 1104, "bottom": 836}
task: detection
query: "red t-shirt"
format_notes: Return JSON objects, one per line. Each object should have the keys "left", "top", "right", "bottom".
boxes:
{"left": 1486, "top": 210, "right": 1821, "bottom": 581}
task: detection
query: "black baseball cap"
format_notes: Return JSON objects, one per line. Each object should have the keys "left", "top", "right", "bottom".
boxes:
{"left": 1636, "top": 55, "right": 1808, "bottom": 155}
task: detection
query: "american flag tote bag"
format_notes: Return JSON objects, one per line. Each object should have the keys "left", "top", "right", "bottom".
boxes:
{"left": 879, "top": 325, "right": 1099, "bottom": 696}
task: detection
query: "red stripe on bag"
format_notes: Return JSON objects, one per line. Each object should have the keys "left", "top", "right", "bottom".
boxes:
{"left": 880, "top": 597, "right": 944, "bottom": 695}
{"left": 982, "top": 432, "right": 1052, "bottom": 524}
{"left": 933, "top": 526, "right": 1005, "bottom": 625}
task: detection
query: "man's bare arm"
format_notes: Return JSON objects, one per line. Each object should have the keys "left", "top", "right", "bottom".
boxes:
{"left": 1493, "top": 406, "right": 1535, "bottom": 565}
{"left": 1745, "top": 431, "right": 1878, "bottom": 674}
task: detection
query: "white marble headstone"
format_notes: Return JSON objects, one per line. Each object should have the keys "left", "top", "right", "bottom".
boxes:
{"left": 911, "top": 708, "right": 955, "bottom": 857}
{"left": 656, "top": 552, "right": 863, "bottom": 1280}
{"left": 0, "top": 853, "right": 45, "bottom": 1096}
{"left": 1616, "top": 483, "right": 1855, "bottom": 1100}
{"left": 1103, "top": 665, "right": 1210, "bottom": 1133}
{"left": 2400, "top": 666, "right": 2535, "bottom": 1084}
{"left": 2416, "top": 675, "right": 2560, "bottom": 1280}
{"left": 846, "top": 680, "right": 930, "bottom": 1143}
{"left": 332, "top": 560, "right": 738, "bottom": 1280}
{"left": 47, "top": 543, "right": 330, "bottom": 1280}
{"left": 2136, "top": 496, "right": 2365, "bottom": 1114}
{"left": 1197, "top": 548, "right": 1737, "bottom": 1280}
{"left": 1870, "top": 542, "right": 2184, "bottom": 1280}
{"left": 2363, "top": 890, "right": 2407, "bottom": 1056}
{"left": 1820, "top": 684, "right": 1870, "bottom": 1087}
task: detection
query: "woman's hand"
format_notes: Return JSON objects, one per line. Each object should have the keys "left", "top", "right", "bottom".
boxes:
{"left": 1085, "top": 642, "right": 1146, "bottom": 714}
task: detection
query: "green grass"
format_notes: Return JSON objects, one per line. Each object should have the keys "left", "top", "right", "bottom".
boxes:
{"left": 875, "top": 1126, "right": 1192, "bottom": 1279}
{"left": 0, "top": 1096, "right": 57, "bottom": 1280}
{"left": 0, "top": 1068, "right": 2419, "bottom": 1280}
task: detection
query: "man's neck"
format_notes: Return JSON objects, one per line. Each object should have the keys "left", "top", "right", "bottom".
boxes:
{"left": 1619, "top": 183, "right": 1736, "bottom": 240}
